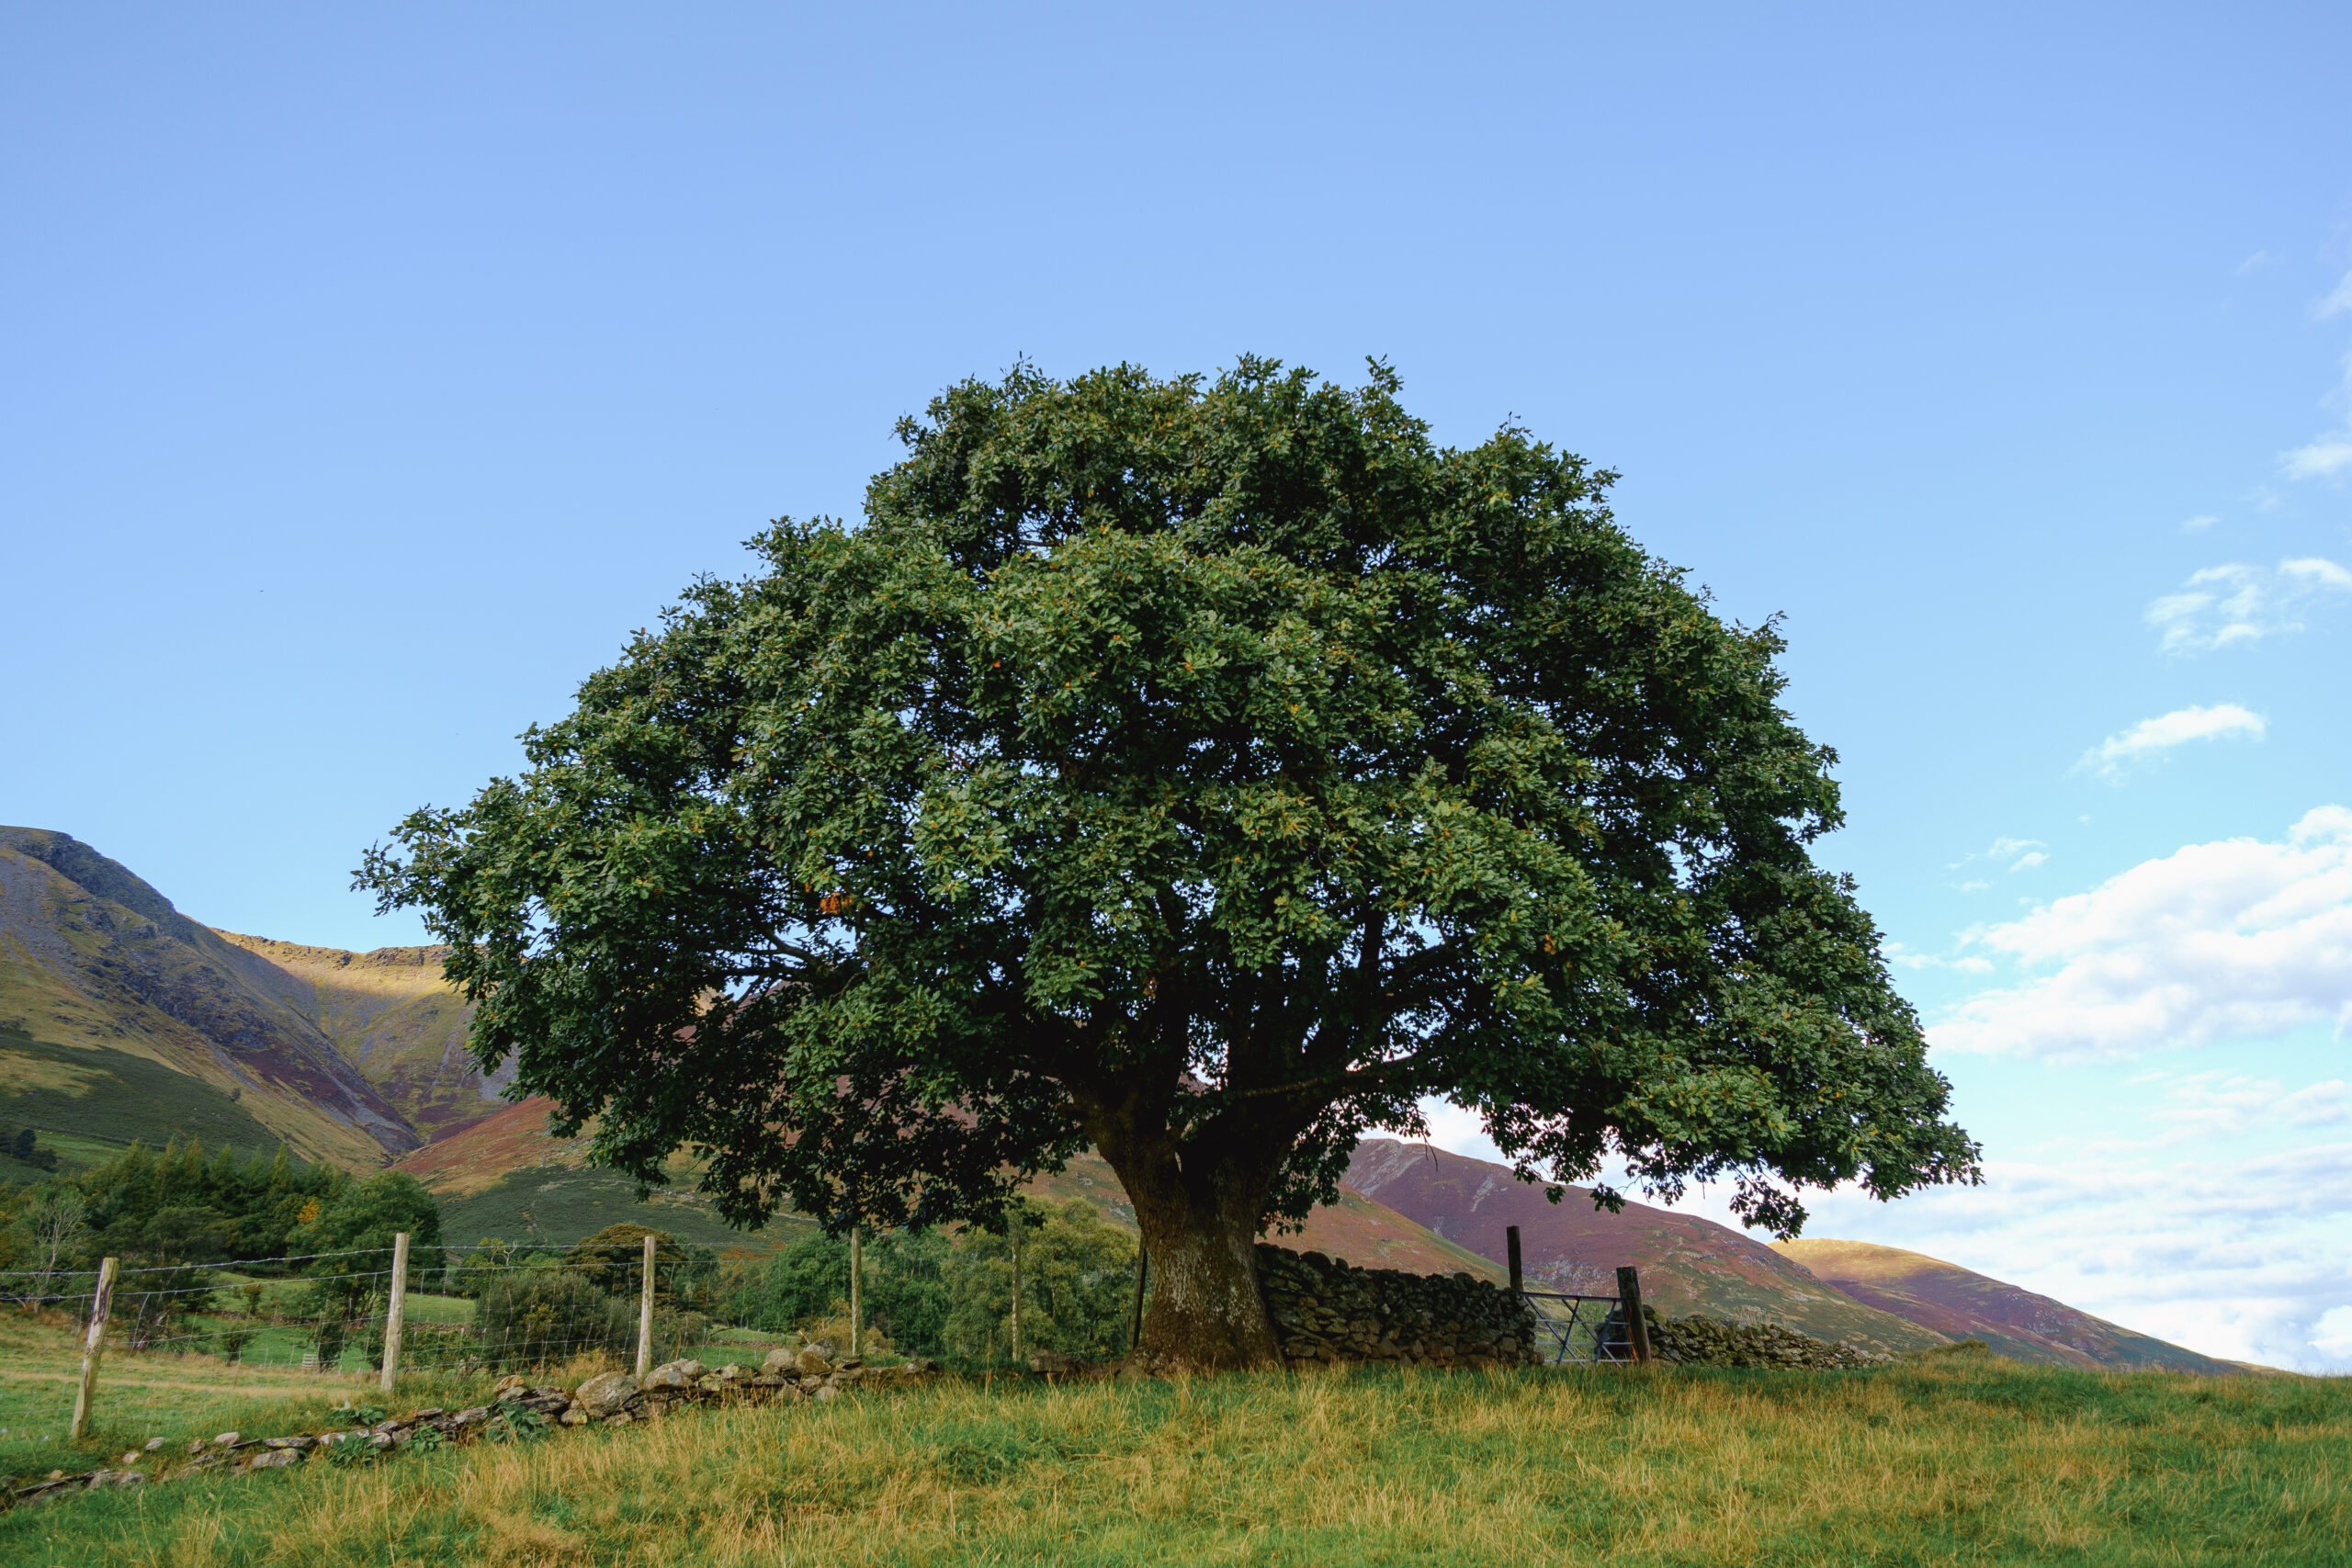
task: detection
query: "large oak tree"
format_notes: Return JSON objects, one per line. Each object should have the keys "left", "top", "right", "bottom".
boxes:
{"left": 361, "top": 360, "right": 1978, "bottom": 1369}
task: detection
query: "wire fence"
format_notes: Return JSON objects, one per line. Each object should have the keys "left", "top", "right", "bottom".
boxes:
{"left": 2, "top": 1236, "right": 801, "bottom": 1445}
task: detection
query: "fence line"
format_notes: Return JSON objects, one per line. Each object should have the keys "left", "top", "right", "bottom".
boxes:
{"left": 18, "top": 1231, "right": 784, "bottom": 1446}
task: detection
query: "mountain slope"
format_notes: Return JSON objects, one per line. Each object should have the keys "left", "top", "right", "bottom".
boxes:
{"left": 0, "top": 829, "right": 419, "bottom": 1166}
{"left": 1342, "top": 1139, "right": 1947, "bottom": 1355}
{"left": 214, "top": 931, "right": 504, "bottom": 1140}
{"left": 1774, "top": 1239, "right": 2238, "bottom": 1373}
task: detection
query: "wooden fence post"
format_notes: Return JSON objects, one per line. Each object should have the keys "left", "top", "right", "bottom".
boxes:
{"left": 636, "top": 1233, "right": 655, "bottom": 1379}
{"left": 379, "top": 1232, "right": 410, "bottom": 1398}
{"left": 1615, "top": 1265, "right": 1653, "bottom": 1364}
{"left": 1009, "top": 1215, "right": 1023, "bottom": 1362}
{"left": 1128, "top": 1246, "right": 1148, "bottom": 1357}
{"left": 70, "top": 1257, "right": 118, "bottom": 1440}
{"left": 1506, "top": 1225, "right": 1523, "bottom": 1296}
{"left": 849, "top": 1225, "right": 863, "bottom": 1359}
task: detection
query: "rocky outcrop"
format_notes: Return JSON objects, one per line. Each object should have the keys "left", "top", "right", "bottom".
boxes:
{"left": 1257, "top": 1244, "right": 1540, "bottom": 1370}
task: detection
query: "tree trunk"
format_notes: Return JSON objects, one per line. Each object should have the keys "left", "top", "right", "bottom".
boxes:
{"left": 1112, "top": 1156, "right": 1284, "bottom": 1371}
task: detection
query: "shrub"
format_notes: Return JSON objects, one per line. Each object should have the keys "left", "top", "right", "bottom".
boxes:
{"left": 474, "top": 1270, "right": 634, "bottom": 1368}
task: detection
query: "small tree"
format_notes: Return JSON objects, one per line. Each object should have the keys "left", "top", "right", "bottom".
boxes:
{"left": 289, "top": 1171, "right": 444, "bottom": 1363}
{"left": 474, "top": 1271, "right": 634, "bottom": 1368}
{"left": 362, "top": 360, "right": 1978, "bottom": 1368}
{"left": 944, "top": 1199, "right": 1136, "bottom": 1363}
{"left": 562, "top": 1222, "right": 683, "bottom": 1296}
{"left": 10, "top": 1184, "right": 85, "bottom": 1311}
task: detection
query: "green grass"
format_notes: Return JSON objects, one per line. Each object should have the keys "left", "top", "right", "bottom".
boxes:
{"left": 0, "top": 1321, "right": 2344, "bottom": 1566}
{"left": 435, "top": 1163, "right": 813, "bottom": 1254}
{"left": 0, "top": 1029, "right": 284, "bottom": 1168}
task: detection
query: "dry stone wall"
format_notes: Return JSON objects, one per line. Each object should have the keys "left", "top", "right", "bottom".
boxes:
{"left": 1645, "top": 1308, "right": 1892, "bottom": 1369}
{"left": 1257, "top": 1244, "right": 1541, "bottom": 1369}
{"left": 2, "top": 1344, "right": 937, "bottom": 1510}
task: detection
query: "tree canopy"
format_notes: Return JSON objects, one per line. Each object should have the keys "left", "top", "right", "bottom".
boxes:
{"left": 362, "top": 358, "right": 1978, "bottom": 1366}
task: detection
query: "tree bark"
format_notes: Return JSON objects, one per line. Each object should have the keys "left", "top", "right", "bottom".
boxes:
{"left": 1095, "top": 1140, "right": 1285, "bottom": 1371}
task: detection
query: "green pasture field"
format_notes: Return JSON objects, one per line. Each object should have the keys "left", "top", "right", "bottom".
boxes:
{"left": 435, "top": 1162, "right": 816, "bottom": 1255}
{"left": 0, "top": 1311, "right": 2345, "bottom": 1568}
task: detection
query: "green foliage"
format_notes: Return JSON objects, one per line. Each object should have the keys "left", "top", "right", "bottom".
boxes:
{"left": 268, "top": 1171, "right": 444, "bottom": 1370}
{"left": 943, "top": 1200, "right": 1136, "bottom": 1363}
{"left": 738, "top": 1228, "right": 953, "bottom": 1354}
{"left": 560, "top": 1222, "right": 681, "bottom": 1294}
{"left": 77, "top": 1138, "right": 345, "bottom": 1273}
{"left": 323, "top": 1431, "right": 379, "bottom": 1469}
{"left": 362, "top": 360, "right": 1980, "bottom": 1355}
{"left": 2, "top": 1182, "right": 86, "bottom": 1305}
{"left": 472, "top": 1269, "right": 634, "bottom": 1367}
{"left": 429, "top": 1165, "right": 811, "bottom": 1260}
{"left": 485, "top": 1400, "right": 550, "bottom": 1444}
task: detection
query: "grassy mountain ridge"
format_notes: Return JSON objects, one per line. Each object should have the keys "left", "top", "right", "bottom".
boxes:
{"left": 0, "top": 829, "right": 417, "bottom": 1168}
{"left": 1775, "top": 1238, "right": 2242, "bottom": 1374}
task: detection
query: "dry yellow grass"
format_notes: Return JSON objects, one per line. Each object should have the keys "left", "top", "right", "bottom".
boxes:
{"left": 5, "top": 1350, "right": 2346, "bottom": 1565}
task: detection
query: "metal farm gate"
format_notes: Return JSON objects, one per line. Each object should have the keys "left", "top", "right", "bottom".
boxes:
{"left": 1505, "top": 1224, "right": 1655, "bottom": 1366}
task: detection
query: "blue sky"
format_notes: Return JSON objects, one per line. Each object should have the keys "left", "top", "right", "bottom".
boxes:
{"left": 6, "top": 4, "right": 2349, "bottom": 1367}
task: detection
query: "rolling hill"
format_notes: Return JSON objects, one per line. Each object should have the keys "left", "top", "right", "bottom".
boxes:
{"left": 1774, "top": 1238, "right": 2241, "bottom": 1373}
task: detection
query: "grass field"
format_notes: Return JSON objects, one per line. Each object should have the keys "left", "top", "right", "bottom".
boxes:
{"left": 0, "top": 1312, "right": 2345, "bottom": 1568}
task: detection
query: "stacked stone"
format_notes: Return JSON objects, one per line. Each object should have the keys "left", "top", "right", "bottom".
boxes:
{"left": 1255, "top": 1244, "right": 1540, "bottom": 1370}
{"left": 584, "top": 1342, "right": 937, "bottom": 1423}
{"left": 1, "top": 1345, "right": 939, "bottom": 1510}
{"left": 1643, "top": 1309, "right": 1891, "bottom": 1369}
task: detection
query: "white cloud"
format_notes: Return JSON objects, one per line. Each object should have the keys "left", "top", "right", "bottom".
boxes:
{"left": 2076, "top": 703, "right": 2267, "bottom": 782}
{"left": 1791, "top": 1138, "right": 2352, "bottom": 1371}
{"left": 2312, "top": 1307, "right": 2352, "bottom": 1360}
{"left": 2179, "top": 513, "right": 2219, "bottom": 533}
{"left": 1932, "top": 807, "right": 2352, "bottom": 1061}
{"left": 2144, "top": 558, "right": 2352, "bottom": 652}
{"left": 2281, "top": 327, "right": 2352, "bottom": 479}
{"left": 2283, "top": 434, "right": 2352, "bottom": 479}
{"left": 1948, "top": 837, "right": 2047, "bottom": 877}
{"left": 2144, "top": 1072, "right": 2352, "bottom": 1140}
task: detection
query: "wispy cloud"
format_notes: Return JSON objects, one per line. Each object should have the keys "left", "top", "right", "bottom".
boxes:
{"left": 2077, "top": 703, "right": 2266, "bottom": 782}
{"left": 2179, "top": 513, "right": 2220, "bottom": 533}
{"left": 1932, "top": 807, "right": 2352, "bottom": 1062}
{"left": 2144, "top": 557, "right": 2352, "bottom": 652}
{"left": 2281, "top": 278, "right": 2352, "bottom": 478}
{"left": 2283, "top": 431, "right": 2352, "bottom": 479}
{"left": 2320, "top": 268, "right": 2352, "bottom": 321}
{"left": 2146, "top": 1072, "right": 2352, "bottom": 1140}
